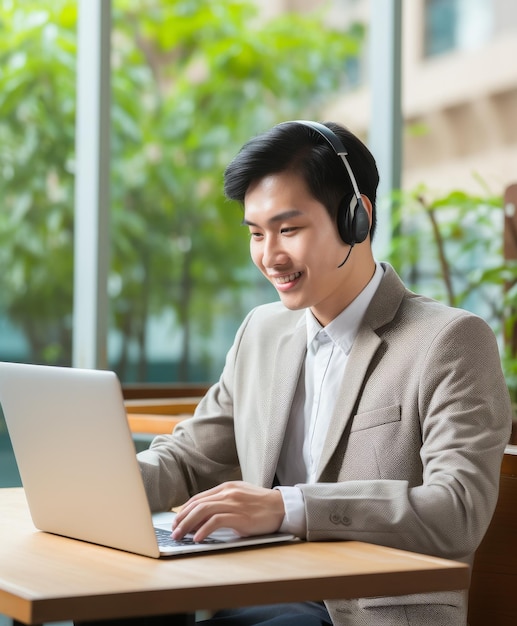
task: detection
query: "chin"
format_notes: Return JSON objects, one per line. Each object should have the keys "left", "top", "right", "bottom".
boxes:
{"left": 278, "top": 296, "right": 308, "bottom": 311}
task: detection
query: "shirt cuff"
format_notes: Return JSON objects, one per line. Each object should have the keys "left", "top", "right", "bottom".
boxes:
{"left": 274, "top": 486, "right": 307, "bottom": 539}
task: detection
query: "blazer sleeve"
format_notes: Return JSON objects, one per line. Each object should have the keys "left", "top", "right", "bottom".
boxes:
{"left": 299, "top": 313, "right": 512, "bottom": 560}
{"left": 136, "top": 310, "right": 256, "bottom": 512}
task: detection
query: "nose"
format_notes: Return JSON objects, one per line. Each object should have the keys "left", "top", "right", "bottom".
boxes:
{"left": 258, "top": 234, "right": 289, "bottom": 269}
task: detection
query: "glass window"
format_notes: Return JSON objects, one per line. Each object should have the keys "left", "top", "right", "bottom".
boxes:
{"left": 0, "top": 1, "right": 76, "bottom": 367}
{"left": 424, "top": 0, "right": 458, "bottom": 56}
{"left": 108, "top": 0, "right": 363, "bottom": 384}
{"left": 424, "top": 0, "right": 494, "bottom": 57}
{"left": 0, "top": 0, "right": 363, "bottom": 385}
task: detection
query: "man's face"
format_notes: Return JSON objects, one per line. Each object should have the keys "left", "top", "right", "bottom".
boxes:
{"left": 243, "top": 170, "right": 360, "bottom": 326}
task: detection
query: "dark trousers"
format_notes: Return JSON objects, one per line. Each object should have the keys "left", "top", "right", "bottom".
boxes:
{"left": 74, "top": 601, "right": 332, "bottom": 626}
{"left": 199, "top": 602, "right": 332, "bottom": 626}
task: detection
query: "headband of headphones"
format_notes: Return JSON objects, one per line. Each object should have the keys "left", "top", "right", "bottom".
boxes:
{"left": 284, "top": 120, "right": 370, "bottom": 246}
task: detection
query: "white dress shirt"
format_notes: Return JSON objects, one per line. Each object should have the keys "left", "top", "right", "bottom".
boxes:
{"left": 275, "top": 262, "right": 384, "bottom": 536}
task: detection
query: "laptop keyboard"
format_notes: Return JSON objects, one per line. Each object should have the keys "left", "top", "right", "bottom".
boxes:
{"left": 154, "top": 527, "right": 225, "bottom": 548}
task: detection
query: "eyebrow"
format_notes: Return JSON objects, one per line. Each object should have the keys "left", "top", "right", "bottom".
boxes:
{"left": 241, "top": 209, "right": 304, "bottom": 227}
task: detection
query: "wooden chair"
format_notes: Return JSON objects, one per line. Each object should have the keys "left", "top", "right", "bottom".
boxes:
{"left": 122, "top": 383, "right": 204, "bottom": 437}
{"left": 126, "top": 412, "right": 190, "bottom": 436}
{"left": 122, "top": 383, "right": 209, "bottom": 400}
{"left": 124, "top": 397, "right": 200, "bottom": 428}
{"left": 123, "top": 385, "right": 203, "bottom": 449}
{"left": 468, "top": 446, "right": 517, "bottom": 625}
{"left": 125, "top": 397, "right": 200, "bottom": 434}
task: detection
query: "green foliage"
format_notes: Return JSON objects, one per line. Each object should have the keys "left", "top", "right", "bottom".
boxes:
{"left": 0, "top": 0, "right": 363, "bottom": 378}
{"left": 387, "top": 184, "right": 508, "bottom": 310}
{"left": 386, "top": 182, "right": 517, "bottom": 400}
{"left": 0, "top": 0, "right": 76, "bottom": 364}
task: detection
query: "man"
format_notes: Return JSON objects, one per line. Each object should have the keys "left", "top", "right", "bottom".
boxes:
{"left": 138, "top": 121, "right": 512, "bottom": 625}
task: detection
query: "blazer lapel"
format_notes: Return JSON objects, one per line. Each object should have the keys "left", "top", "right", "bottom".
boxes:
{"left": 315, "top": 326, "right": 381, "bottom": 480}
{"left": 256, "top": 322, "right": 307, "bottom": 487}
{"left": 315, "top": 264, "right": 407, "bottom": 480}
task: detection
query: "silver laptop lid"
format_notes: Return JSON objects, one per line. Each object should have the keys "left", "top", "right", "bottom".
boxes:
{"left": 0, "top": 362, "right": 161, "bottom": 557}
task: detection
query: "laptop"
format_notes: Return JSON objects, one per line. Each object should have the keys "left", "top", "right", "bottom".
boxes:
{"left": 0, "top": 361, "right": 295, "bottom": 558}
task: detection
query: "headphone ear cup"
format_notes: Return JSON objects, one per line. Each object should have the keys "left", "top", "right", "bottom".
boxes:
{"left": 336, "top": 195, "right": 354, "bottom": 245}
{"left": 352, "top": 196, "right": 370, "bottom": 244}
{"left": 337, "top": 195, "right": 370, "bottom": 245}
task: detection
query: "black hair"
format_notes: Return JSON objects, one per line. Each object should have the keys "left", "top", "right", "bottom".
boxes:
{"left": 224, "top": 121, "right": 379, "bottom": 240}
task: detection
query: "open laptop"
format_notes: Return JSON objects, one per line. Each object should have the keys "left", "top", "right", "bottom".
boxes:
{"left": 0, "top": 361, "right": 295, "bottom": 558}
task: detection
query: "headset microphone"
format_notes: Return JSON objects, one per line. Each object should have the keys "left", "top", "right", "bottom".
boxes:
{"left": 337, "top": 245, "right": 353, "bottom": 269}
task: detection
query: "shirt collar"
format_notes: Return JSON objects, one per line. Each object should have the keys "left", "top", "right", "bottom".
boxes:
{"left": 305, "top": 262, "right": 384, "bottom": 355}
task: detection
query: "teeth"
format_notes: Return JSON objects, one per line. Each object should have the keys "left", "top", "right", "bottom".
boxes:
{"left": 276, "top": 272, "right": 301, "bottom": 284}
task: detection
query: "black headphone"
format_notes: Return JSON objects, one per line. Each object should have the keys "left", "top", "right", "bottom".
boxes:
{"left": 290, "top": 120, "right": 370, "bottom": 246}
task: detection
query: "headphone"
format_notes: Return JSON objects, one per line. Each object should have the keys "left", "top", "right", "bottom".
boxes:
{"left": 289, "top": 120, "right": 370, "bottom": 246}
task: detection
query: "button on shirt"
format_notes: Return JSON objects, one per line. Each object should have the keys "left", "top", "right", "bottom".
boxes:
{"left": 275, "top": 262, "right": 384, "bottom": 536}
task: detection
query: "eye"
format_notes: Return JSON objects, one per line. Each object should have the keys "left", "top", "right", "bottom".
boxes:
{"left": 249, "top": 230, "right": 263, "bottom": 240}
{"left": 280, "top": 226, "right": 299, "bottom": 235}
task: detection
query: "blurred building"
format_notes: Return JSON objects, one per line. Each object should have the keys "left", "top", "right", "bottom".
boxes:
{"left": 266, "top": 0, "right": 517, "bottom": 195}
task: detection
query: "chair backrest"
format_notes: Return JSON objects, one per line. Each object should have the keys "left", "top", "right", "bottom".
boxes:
{"left": 122, "top": 383, "right": 209, "bottom": 400}
{"left": 468, "top": 447, "right": 517, "bottom": 625}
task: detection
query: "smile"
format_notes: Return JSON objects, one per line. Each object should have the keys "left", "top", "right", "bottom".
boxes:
{"left": 274, "top": 272, "right": 302, "bottom": 285}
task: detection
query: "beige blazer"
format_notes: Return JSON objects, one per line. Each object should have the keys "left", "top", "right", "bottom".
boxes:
{"left": 138, "top": 263, "right": 512, "bottom": 625}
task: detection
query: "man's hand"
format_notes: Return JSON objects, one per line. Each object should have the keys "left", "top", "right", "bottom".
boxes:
{"left": 171, "top": 481, "right": 285, "bottom": 543}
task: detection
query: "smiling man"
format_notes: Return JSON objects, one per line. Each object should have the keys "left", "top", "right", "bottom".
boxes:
{"left": 137, "top": 121, "right": 512, "bottom": 626}
{"left": 242, "top": 169, "right": 375, "bottom": 325}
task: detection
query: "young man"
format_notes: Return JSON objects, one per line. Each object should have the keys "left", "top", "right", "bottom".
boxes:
{"left": 138, "top": 121, "right": 512, "bottom": 625}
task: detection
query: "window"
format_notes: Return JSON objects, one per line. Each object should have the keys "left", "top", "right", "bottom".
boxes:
{"left": 424, "top": 0, "right": 494, "bottom": 57}
{"left": 1, "top": 0, "right": 362, "bottom": 384}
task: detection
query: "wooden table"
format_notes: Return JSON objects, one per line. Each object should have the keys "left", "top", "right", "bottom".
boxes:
{"left": 0, "top": 488, "right": 469, "bottom": 626}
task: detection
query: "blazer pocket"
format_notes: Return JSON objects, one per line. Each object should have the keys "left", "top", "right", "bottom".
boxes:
{"left": 350, "top": 404, "right": 401, "bottom": 433}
